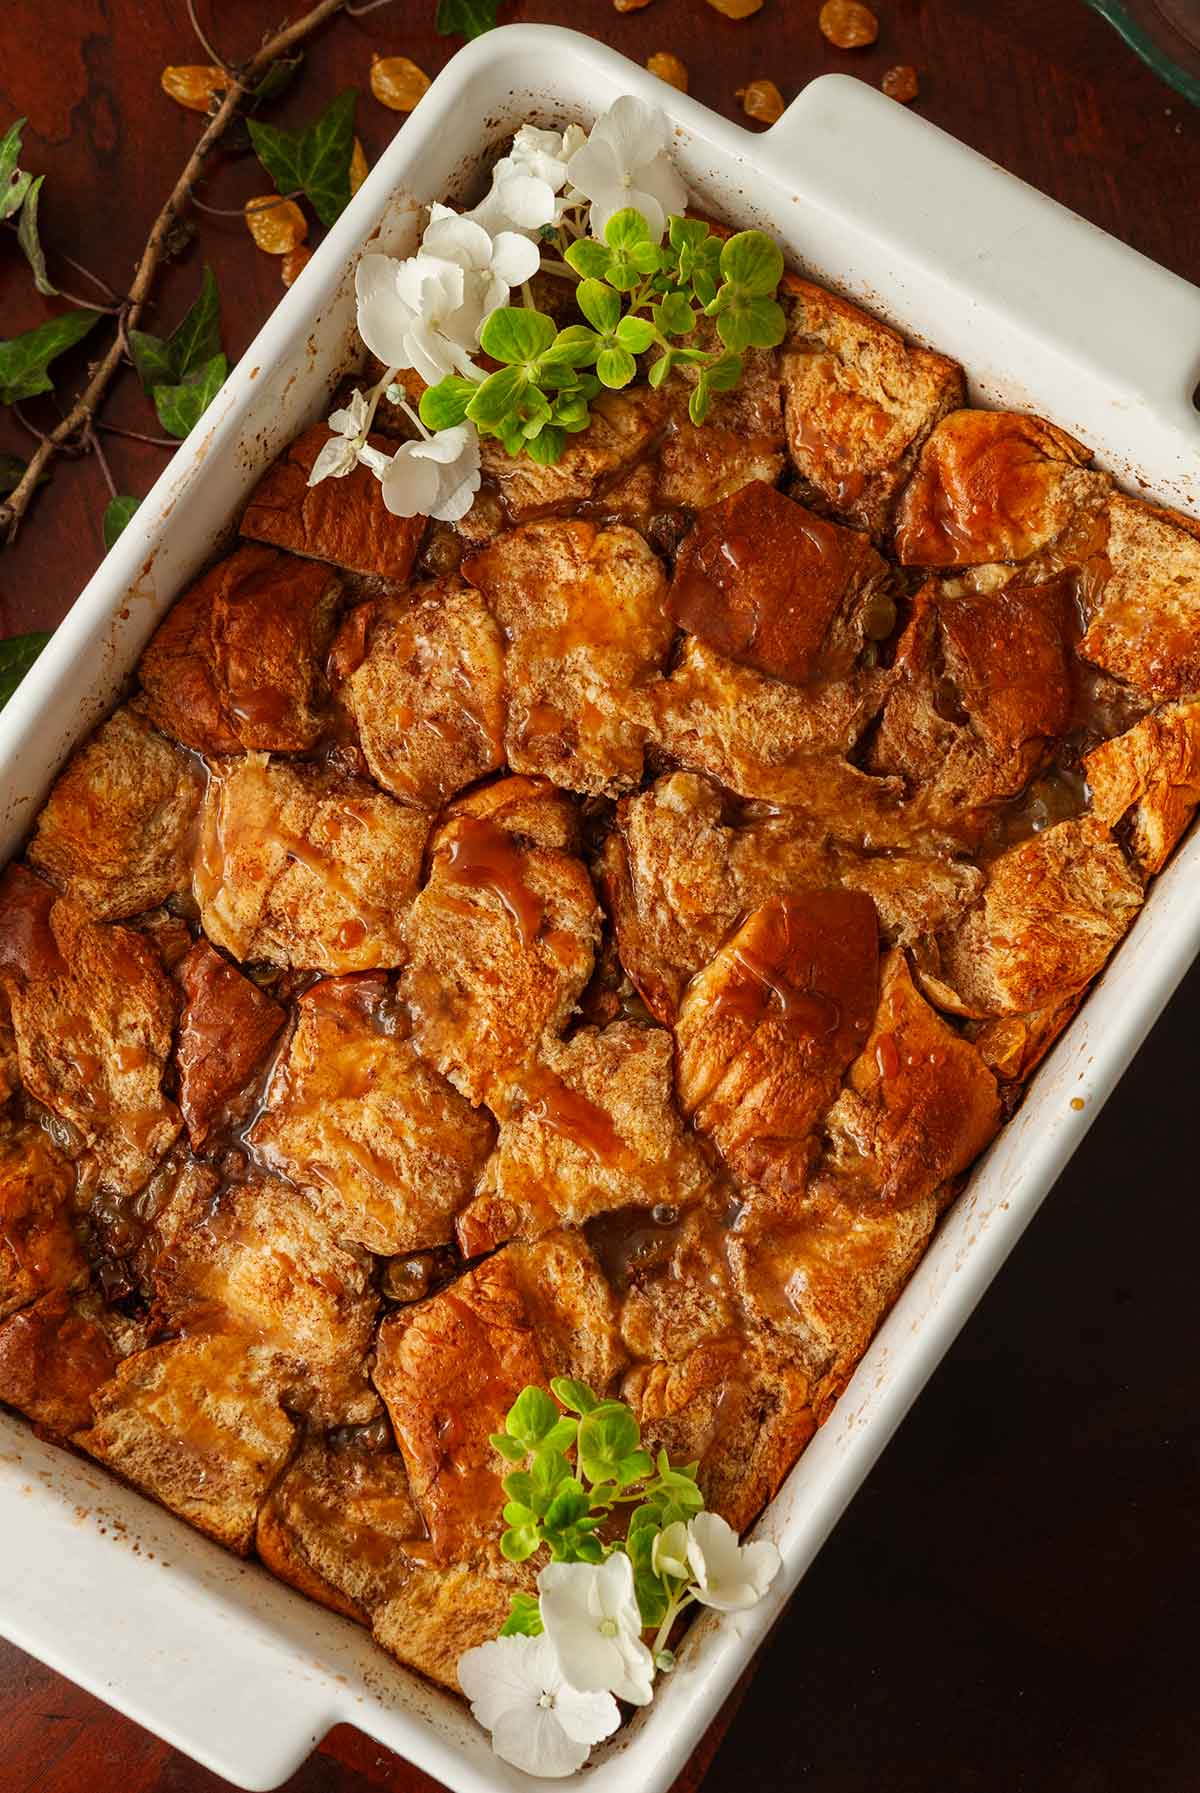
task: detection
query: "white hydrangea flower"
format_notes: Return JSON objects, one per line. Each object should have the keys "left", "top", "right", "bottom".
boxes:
{"left": 566, "top": 95, "right": 688, "bottom": 243}
{"left": 471, "top": 121, "right": 590, "bottom": 237}
{"left": 307, "top": 388, "right": 372, "bottom": 485}
{"left": 458, "top": 1633, "right": 620, "bottom": 1779}
{"left": 685, "top": 1511, "right": 782, "bottom": 1613}
{"left": 537, "top": 1553, "right": 655, "bottom": 1707}
{"left": 373, "top": 422, "right": 481, "bottom": 524}
{"left": 650, "top": 1520, "right": 691, "bottom": 1583}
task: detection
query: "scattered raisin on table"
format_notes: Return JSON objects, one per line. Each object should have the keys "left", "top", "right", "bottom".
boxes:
{"left": 244, "top": 196, "right": 308, "bottom": 255}
{"left": 281, "top": 245, "right": 313, "bottom": 288}
{"left": 818, "top": 1, "right": 880, "bottom": 49}
{"left": 160, "top": 64, "right": 227, "bottom": 113}
{"left": 370, "top": 54, "right": 431, "bottom": 112}
{"left": 707, "top": 0, "right": 764, "bottom": 17}
{"left": 738, "top": 79, "right": 786, "bottom": 123}
{"left": 613, "top": 0, "right": 654, "bottom": 11}
{"left": 882, "top": 64, "right": 920, "bottom": 102}
{"left": 647, "top": 51, "right": 689, "bottom": 91}
{"left": 350, "top": 138, "right": 369, "bottom": 196}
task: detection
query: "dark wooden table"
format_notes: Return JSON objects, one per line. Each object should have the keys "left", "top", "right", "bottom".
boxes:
{"left": 1, "top": 4, "right": 1198, "bottom": 1791}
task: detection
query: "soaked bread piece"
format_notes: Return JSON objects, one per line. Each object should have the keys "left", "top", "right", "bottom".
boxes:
{"left": 155, "top": 1175, "right": 380, "bottom": 1427}
{"left": 373, "top": 1234, "right": 622, "bottom": 1561}
{"left": 462, "top": 519, "right": 672, "bottom": 798}
{"left": 240, "top": 422, "right": 426, "bottom": 580}
{"left": 480, "top": 388, "right": 666, "bottom": 523}
{"left": 668, "top": 481, "right": 892, "bottom": 687}
{"left": 893, "top": 409, "right": 1111, "bottom": 569}
{"left": 1084, "top": 700, "right": 1200, "bottom": 877}
{"left": 1077, "top": 495, "right": 1200, "bottom": 701}
{"left": 139, "top": 543, "right": 342, "bottom": 755}
{"left": 0, "top": 1288, "right": 119, "bottom": 1435}
{"left": 780, "top": 273, "right": 964, "bottom": 538}
{"left": 175, "top": 941, "right": 285, "bottom": 1148}
{"left": 76, "top": 1333, "right": 297, "bottom": 1554}
{"left": 0, "top": 1125, "right": 84, "bottom": 1322}
{"left": 676, "top": 892, "right": 880, "bottom": 1196}
{"left": 330, "top": 579, "right": 507, "bottom": 808}
{"left": 2, "top": 892, "right": 181, "bottom": 1197}
{"left": 27, "top": 704, "right": 201, "bottom": 922}
{"left": 400, "top": 778, "right": 600, "bottom": 1105}
{"left": 249, "top": 973, "right": 494, "bottom": 1256}
{"left": 194, "top": 754, "right": 430, "bottom": 973}
{"left": 456, "top": 1022, "right": 710, "bottom": 1256}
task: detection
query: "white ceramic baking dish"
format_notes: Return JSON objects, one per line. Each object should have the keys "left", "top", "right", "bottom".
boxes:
{"left": 1, "top": 25, "right": 1198, "bottom": 1793}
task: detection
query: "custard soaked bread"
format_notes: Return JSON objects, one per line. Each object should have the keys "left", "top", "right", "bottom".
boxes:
{"left": 1, "top": 237, "right": 1197, "bottom": 1710}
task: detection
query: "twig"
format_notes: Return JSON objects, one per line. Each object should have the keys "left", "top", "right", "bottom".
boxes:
{"left": 94, "top": 421, "right": 178, "bottom": 449}
{"left": 1, "top": 219, "right": 120, "bottom": 309}
{"left": 191, "top": 189, "right": 305, "bottom": 218}
{"left": 345, "top": 0, "right": 402, "bottom": 13}
{"left": 0, "top": 0, "right": 363, "bottom": 542}
{"left": 54, "top": 249, "right": 119, "bottom": 302}
{"left": 87, "top": 427, "right": 118, "bottom": 501}
{"left": 186, "top": 0, "right": 233, "bottom": 74}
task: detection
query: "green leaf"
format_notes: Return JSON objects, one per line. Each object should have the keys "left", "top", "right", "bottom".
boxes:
{"left": 15, "top": 175, "right": 56, "bottom": 297}
{"left": 502, "top": 1499, "right": 536, "bottom": 1526}
{"left": 420, "top": 374, "right": 477, "bottom": 431}
{"left": 479, "top": 305, "right": 558, "bottom": 366}
{"left": 0, "top": 632, "right": 51, "bottom": 709}
{"left": 604, "top": 207, "right": 652, "bottom": 250}
{"left": 248, "top": 89, "right": 357, "bottom": 229}
{"left": 689, "top": 376, "right": 711, "bottom": 427}
{"left": 0, "top": 308, "right": 102, "bottom": 406}
{"left": 543, "top": 1482, "right": 591, "bottom": 1530}
{"left": 595, "top": 344, "right": 637, "bottom": 390}
{"left": 616, "top": 1448, "right": 654, "bottom": 1487}
{"left": 576, "top": 279, "right": 620, "bottom": 335}
{"left": 0, "top": 454, "right": 28, "bottom": 496}
{"left": 540, "top": 325, "right": 600, "bottom": 369}
{"left": 578, "top": 1402, "right": 641, "bottom": 1479}
{"left": 715, "top": 295, "right": 786, "bottom": 353}
{"left": 564, "top": 238, "right": 611, "bottom": 281}
{"left": 542, "top": 1415, "right": 579, "bottom": 1453}
{"left": 647, "top": 349, "right": 675, "bottom": 390}
{"left": 101, "top": 495, "right": 140, "bottom": 550}
{"left": 652, "top": 291, "right": 696, "bottom": 338}
{"left": 720, "top": 229, "right": 784, "bottom": 297}
{"left": 500, "top": 1592, "right": 544, "bottom": 1638}
{"left": 505, "top": 1385, "right": 560, "bottom": 1448}
{"left": 707, "top": 350, "right": 743, "bottom": 391}
{"left": 0, "top": 117, "right": 32, "bottom": 225}
{"left": 500, "top": 1523, "right": 541, "bottom": 1563}
{"left": 435, "top": 0, "right": 498, "bottom": 37}
{"left": 574, "top": 1534, "right": 605, "bottom": 1564}
{"left": 489, "top": 1430, "right": 528, "bottom": 1464}
{"left": 502, "top": 1468, "right": 535, "bottom": 1508}
{"left": 127, "top": 328, "right": 176, "bottom": 395}
{"left": 531, "top": 1446, "right": 571, "bottom": 1496}
{"left": 128, "top": 266, "right": 222, "bottom": 395}
{"left": 614, "top": 315, "right": 655, "bottom": 355}
{"left": 152, "top": 350, "right": 227, "bottom": 439}
{"left": 248, "top": 54, "right": 303, "bottom": 110}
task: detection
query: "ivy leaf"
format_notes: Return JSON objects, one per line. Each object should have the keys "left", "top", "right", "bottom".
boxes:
{"left": 15, "top": 175, "right": 56, "bottom": 296}
{"left": 479, "top": 306, "right": 557, "bottom": 366}
{"left": 101, "top": 495, "right": 140, "bottom": 549}
{"left": 420, "top": 374, "right": 477, "bottom": 431}
{"left": 576, "top": 279, "right": 620, "bottom": 336}
{"left": 128, "top": 265, "right": 222, "bottom": 395}
{"left": 500, "top": 1592, "right": 544, "bottom": 1638}
{"left": 248, "top": 54, "right": 303, "bottom": 110}
{"left": 435, "top": 0, "right": 499, "bottom": 38}
{"left": 0, "top": 308, "right": 102, "bottom": 406}
{"left": 0, "top": 118, "right": 32, "bottom": 223}
{"left": 152, "top": 350, "right": 228, "bottom": 439}
{"left": 127, "top": 328, "right": 176, "bottom": 395}
{"left": 248, "top": 90, "right": 357, "bottom": 229}
{"left": 0, "top": 632, "right": 51, "bottom": 709}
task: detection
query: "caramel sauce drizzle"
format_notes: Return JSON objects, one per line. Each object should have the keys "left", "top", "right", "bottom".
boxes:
{"left": 439, "top": 816, "right": 543, "bottom": 947}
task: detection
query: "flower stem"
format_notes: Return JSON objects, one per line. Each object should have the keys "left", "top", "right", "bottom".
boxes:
{"left": 651, "top": 1589, "right": 695, "bottom": 1660}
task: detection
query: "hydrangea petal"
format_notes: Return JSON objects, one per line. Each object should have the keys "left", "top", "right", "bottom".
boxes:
{"left": 354, "top": 253, "right": 415, "bottom": 366}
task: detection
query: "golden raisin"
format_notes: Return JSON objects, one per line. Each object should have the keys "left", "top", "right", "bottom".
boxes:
{"left": 737, "top": 79, "right": 785, "bottom": 124}
{"left": 818, "top": 1, "right": 879, "bottom": 48}
{"left": 350, "top": 137, "right": 369, "bottom": 196}
{"left": 707, "top": 0, "right": 763, "bottom": 14}
{"left": 160, "top": 64, "right": 228, "bottom": 114}
{"left": 244, "top": 195, "right": 308, "bottom": 256}
{"left": 882, "top": 64, "right": 920, "bottom": 102}
{"left": 369, "top": 54, "right": 431, "bottom": 112}
{"left": 280, "top": 245, "right": 313, "bottom": 288}
{"left": 647, "top": 51, "right": 689, "bottom": 92}
{"left": 613, "top": 0, "right": 654, "bottom": 10}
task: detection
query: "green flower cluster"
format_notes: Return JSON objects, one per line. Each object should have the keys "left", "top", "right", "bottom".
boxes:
{"left": 419, "top": 208, "right": 787, "bottom": 466}
{"left": 491, "top": 1378, "right": 706, "bottom": 1634}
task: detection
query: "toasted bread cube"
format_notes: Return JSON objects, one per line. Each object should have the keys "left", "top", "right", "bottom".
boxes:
{"left": 0, "top": 865, "right": 64, "bottom": 983}
{"left": 3, "top": 897, "right": 181, "bottom": 1197}
{"left": 1084, "top": 700, "right": 1200, "bottom": 877}
{"left": 155, "top": 1176, "right": 379, "bottom": 1426}
{"left": 480, "top": 388, "right": 666, "bottom": 523}
{"left": 676, "top": 892, "right": 880, "bottom": 1194}
{"left": 76, "top": 1334, "right": 297, "bottom": 1553}
{"left": 194, "top": 754, "right": 430, "bottom": 972}
{"left": 893, "top": 409, "right": 1110, "bottom": 569}
{"left": 400, "top": 780, "right": 600, "bottom": 1104}
{"left": 668, "top": 482, "right": 892, "bottom": 687}
{"left": 330, "top": 579, "right": 507, "bottom": 808}
{"left": 138, "top": 543, "right": 341, "bottom": 755}
{"left": 373, "top": 1234, "right": 622, "bottom": 1560}
{"left": 457, "top": 1022, "right": 710, "bottom": 1256}
{"left": 371, "top": 1562, "right": 526, "bottom": 1692}
{"left": 0, "top": 1126, "right": 84, "bottom": 1322}
{"left": 27, "top": 705, "right": 201, "bottom": 922}
{"left": 0, "top": 1289, "right": 119, "bottom": 1435}
{"left": 611, "top": 1204, "right": 738, "bottom": 1365}
{"left": 462, "top": 519, "right": 672, "bottom": 798}
{"left": 240, "top": 422, "right": 426, "bottom": 580}
{"left": 781, "top": 273, "right": 964, "bottom": 537}
{"left": 1078, "top": 495, "right": 1200, "bottom": 701}
{"left": 821, "top": 949, "right": 1000, "bottom": 1208}
{"left": 869, "top": 576, "right": 1074, "bottom": 830}
{"left": 250, "top": 973, "right": 494, "bottom": 1256}
{"left": 935, "top": 817, "right": 1144, "bottom": 1017}
{"left": 175, "top": 941, "right": 285, "bottom": 1148}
